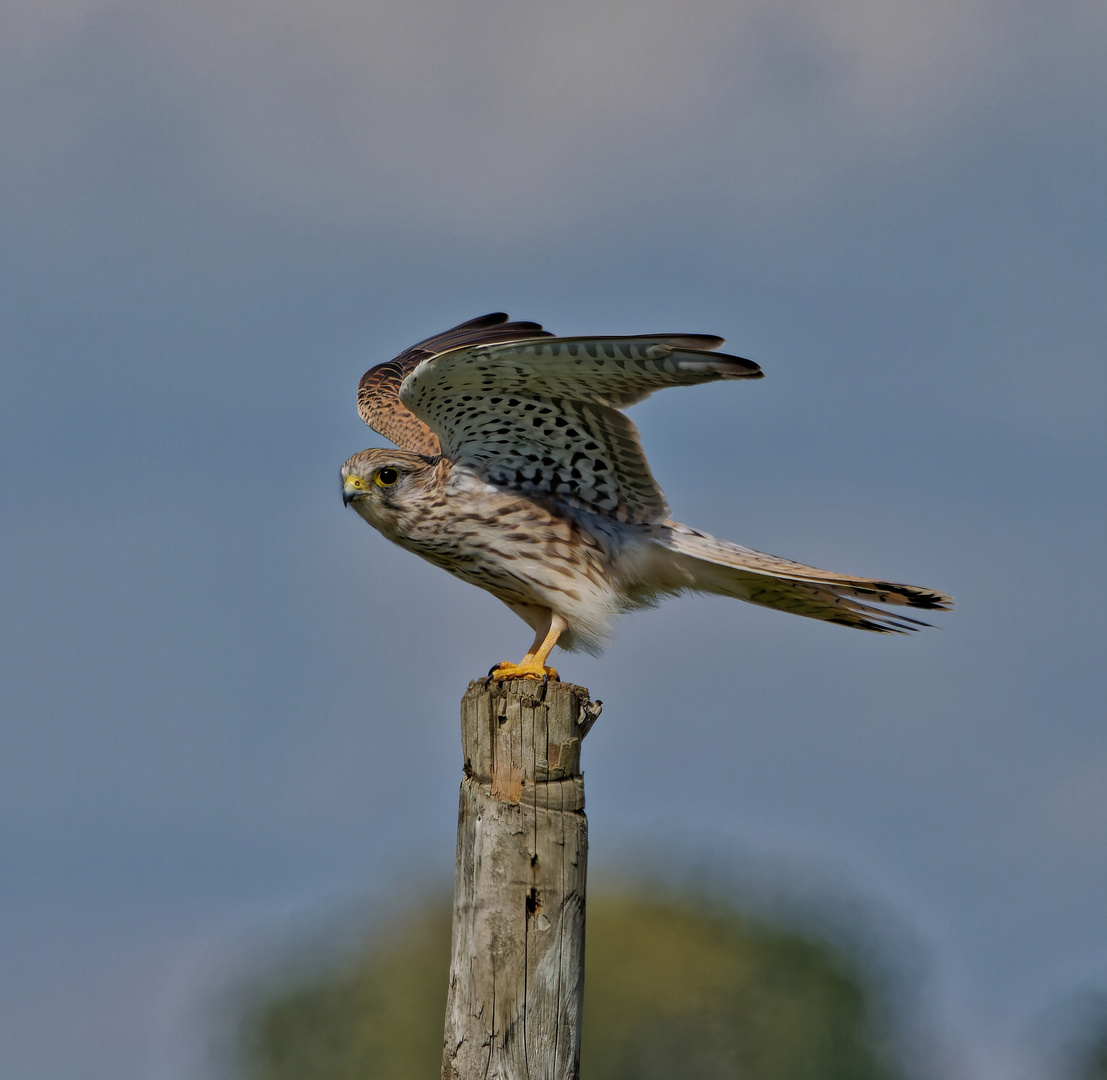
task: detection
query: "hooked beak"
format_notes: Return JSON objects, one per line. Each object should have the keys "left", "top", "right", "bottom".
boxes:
{"left": 342, "top": 479, "right": 364, "bottom": 507}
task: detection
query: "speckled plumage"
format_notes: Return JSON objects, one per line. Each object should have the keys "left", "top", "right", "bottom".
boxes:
{"left": 342, "top": 314, "right": 952, "bottom": 675}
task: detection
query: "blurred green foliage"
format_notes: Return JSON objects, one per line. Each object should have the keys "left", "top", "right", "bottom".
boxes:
{"left": 1078, "top": 1036, "right": 1107, "bottom": 1080}
{"left": 580, "top": 895, "right": 900, "bottom": 1080}
{"left": 241, "top": 904, "right": 452, "bottom": 1080}
{"left": 241, "top": 890, "right": 905, "bottom": 1080}
{"left": 1067, "top": 1000, "right": 1107, "bottom": 1080}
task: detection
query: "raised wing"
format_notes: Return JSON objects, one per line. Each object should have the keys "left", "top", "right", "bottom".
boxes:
{"left": 357, "top": 313, "right": 553, "bottom": 454}
{"left": 399, "top": 335, "right": 762, "bottom": 524}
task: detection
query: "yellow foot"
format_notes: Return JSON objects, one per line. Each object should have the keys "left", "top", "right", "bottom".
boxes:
{"left": 488, "top": 659, "right": 560, "bottom": 681}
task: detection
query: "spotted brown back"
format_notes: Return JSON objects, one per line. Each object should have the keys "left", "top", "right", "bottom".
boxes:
{"left": 399, "top": 336, "right": 762, "bottom": 523}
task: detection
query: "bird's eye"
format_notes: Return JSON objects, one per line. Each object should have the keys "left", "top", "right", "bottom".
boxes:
{"left": 375, "top": 467, "right": 400, "bottom": 487}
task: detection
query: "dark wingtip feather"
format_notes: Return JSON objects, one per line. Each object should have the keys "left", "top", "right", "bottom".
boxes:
{"left": 871, "top": 583, "right": 955, "bottom": 610}
{"left": 828, "top": 610, "right": 936, "bottom": 634}
{"left": 458, "top": 312, "right": 510, "bottom": 328}
{"left": 706, "top": 350, "right": 762, "bottom": 378}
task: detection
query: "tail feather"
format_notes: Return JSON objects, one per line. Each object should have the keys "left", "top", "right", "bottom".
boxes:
{"left": 653, "top": 523, "right": 953, "bottom": 634}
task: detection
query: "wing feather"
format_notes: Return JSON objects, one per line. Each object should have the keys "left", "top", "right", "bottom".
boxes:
{"left": 356, "top": 313, "right": 554, "bottom": 453}
{"left": 398, "top": 335, "right": 761, "bottom": 522}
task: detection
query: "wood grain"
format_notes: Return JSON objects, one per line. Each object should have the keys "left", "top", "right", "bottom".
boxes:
{"left": 442, "top": 679, "right": 600, "bottom": 1080}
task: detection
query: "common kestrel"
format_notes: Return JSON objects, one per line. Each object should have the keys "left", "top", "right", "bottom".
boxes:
{"left": 342, "top": 313, "right": 951, "bottom": 679}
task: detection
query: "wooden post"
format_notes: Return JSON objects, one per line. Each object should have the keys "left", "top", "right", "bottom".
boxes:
{"left": 442, "top": 678, "right": 601, "bottom": 1080}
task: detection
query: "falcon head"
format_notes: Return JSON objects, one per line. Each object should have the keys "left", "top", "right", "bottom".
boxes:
{"left": 341, "top": 448, "right": 439, "bottom": 532}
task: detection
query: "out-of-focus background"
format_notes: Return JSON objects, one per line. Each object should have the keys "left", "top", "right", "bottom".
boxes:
{"left": 1, "top": 1, "right": 1103, "bottom": 1077}
{"left": 236, "top": 883, "right": 933, "bottom": 1080}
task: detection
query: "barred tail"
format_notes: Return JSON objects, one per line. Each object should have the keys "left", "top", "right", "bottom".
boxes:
{"left": 655, "top": 523, "right": 953, "bottom": 634}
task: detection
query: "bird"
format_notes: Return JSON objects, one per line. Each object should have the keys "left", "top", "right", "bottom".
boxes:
{"left": 341, "top": 313, "right": 952, "bottom": 680}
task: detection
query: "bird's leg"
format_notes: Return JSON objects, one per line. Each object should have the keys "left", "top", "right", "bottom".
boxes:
{"left": 516, "top": 624, "right": 547, "bottom": 664}
{"left": 490, "top": 613, "right": 567, "bottom": 681}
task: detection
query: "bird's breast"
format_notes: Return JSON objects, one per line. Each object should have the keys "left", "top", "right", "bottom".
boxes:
{"left": 381, "top": 486, "right": 610, "bottom": 605}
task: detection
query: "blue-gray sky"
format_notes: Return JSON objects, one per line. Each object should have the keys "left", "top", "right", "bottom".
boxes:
{"left": 1, "top": 1, "right": 1103, "bottom": 1077}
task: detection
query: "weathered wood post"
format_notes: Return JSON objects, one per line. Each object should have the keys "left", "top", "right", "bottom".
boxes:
{"left": 443, "top": 678, "right": 601, "bottom": 1080}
